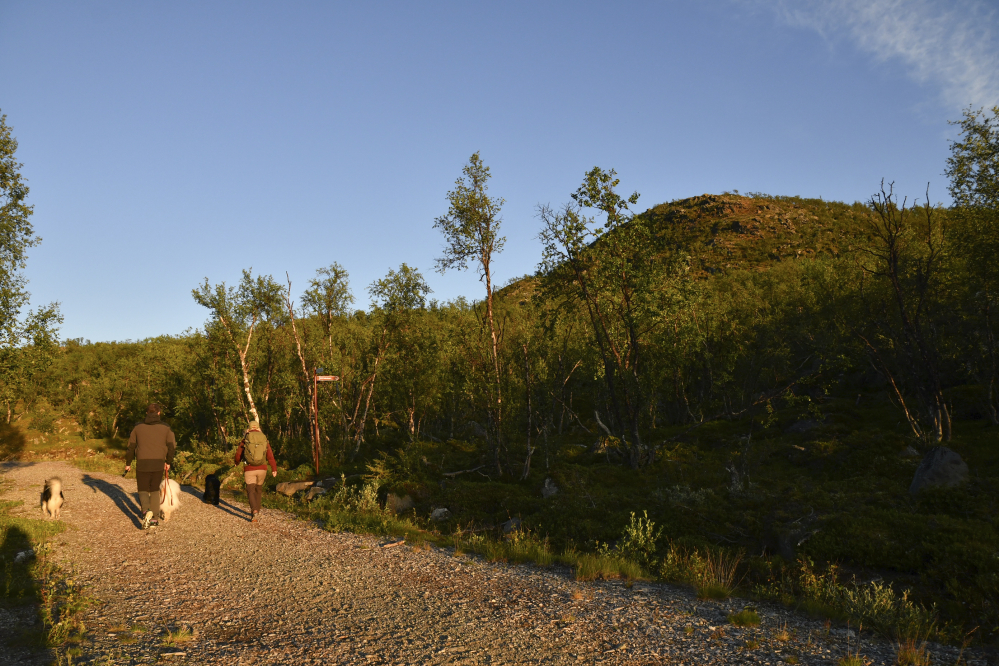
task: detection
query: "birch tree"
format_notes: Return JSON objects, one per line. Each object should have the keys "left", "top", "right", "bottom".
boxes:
{"left": 302, "top": 263, "right": 354, "bottom": 362}
{"left": 434, "top": 152, "right": 507, "bottom": 474}
{"left": 946, "top": 106, "right": 999, "bottom": 423}
{"left": 539, "top": 167, "right": 689, "bottom": 468}
{"left": 0, "top": 112, "right": 61, "bottom": 423}
{"left": 351, "top": 264, "right": 430, "bottom": 457}
{"left": 193, "top": 269, "right": 283, "bottom": 424}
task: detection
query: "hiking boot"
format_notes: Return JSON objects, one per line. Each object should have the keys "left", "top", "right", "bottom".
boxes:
{"left": 141, "top": 511, "right": 154, "bottom": 530}
{"left": 251, "top": 512, "right": 258, "bottom": 523}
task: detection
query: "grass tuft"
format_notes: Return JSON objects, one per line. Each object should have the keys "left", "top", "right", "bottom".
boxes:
{"left": 728, "top": 608, "right": 761, "bottom": 627}
{"left": 573, "top": 553, "right": 644, "bottom": 581}
{"left": 773, "top": 621, "right": 791, "bottom": 642}
{"left": 838, "top": 656, "right": 866, "bottom": 666}
{"left": 162, "top": 625, "right": 195, "bottom": 646}
{"left": 894, "top": 635, "right": 931, "bottom": 666}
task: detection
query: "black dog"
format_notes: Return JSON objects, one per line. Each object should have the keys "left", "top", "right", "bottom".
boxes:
{"left": 202, "top": 473, "right": 221, "bottom": 506}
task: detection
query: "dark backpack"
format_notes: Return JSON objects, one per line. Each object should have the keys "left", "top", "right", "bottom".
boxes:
{"left": 243, "top": 430, "right": 269, "bottom": 466}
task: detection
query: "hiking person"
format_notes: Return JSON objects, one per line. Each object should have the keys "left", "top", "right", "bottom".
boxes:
{"left": 124, "top": 403, "right": 176, "bottom": 530}
{"left": 234, "top": 419, "right": 277, "bottom": 522}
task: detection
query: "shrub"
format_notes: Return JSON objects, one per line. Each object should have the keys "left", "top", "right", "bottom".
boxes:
{"left": 617, "top": 511, "right": 662, "bottom": 569}
{"left": 28, "top": 412, "right": 56, "bottom": 434}
{"left": 754, "top": 558, "right": 939, "bottom": 640}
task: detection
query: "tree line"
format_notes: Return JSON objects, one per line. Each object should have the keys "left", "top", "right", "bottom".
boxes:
{"left": 4, "top": 107, "right": 999, "bottom": 475}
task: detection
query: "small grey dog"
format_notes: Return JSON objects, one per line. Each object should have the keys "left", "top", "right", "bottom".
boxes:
{"left": 40, "top": 477, "right": 64, "bottom": 519}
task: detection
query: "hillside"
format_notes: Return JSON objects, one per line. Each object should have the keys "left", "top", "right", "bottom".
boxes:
{"left": 639, "top": 194, "right": 876, "bottom": 276}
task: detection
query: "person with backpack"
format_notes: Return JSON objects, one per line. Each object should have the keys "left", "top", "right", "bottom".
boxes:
{"left": 125, "top": 403, "right": 177, "bottom": 530}
{"left": 234, "top": 419, "right": 277, "bottom": 522}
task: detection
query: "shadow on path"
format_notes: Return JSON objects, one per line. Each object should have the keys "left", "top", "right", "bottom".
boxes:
{"left": 82, "top": 474, "right": 142, "bottom": 529}
{"left": 178, "top": 485, "right": 249, "bottom": 521}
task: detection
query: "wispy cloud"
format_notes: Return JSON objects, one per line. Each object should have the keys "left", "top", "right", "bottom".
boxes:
{"left": 755, "top": 0, "right": 999, "bottom": 110}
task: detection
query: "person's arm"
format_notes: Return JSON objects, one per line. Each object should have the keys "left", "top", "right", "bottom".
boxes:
{"left": 266, "top": 444, "right": 277, "bottom": 477}
{"left": 165, "top": 428, "right": 177, "bottom": 470}
{"left": 125, "top": 428, "right": 138, "bottom": 471}
{"left": 234, "top": 441, "right": 244, "bottom": 465}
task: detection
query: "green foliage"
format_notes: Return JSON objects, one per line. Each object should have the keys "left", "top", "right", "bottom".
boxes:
{"left": 754, "top": 557, "right": 939, "bottom": 640}
{"left": 946, "top": 106, "right": 999, "bottom": 425}
{"left": 0, "top": 112, "right": 38, "bottom": 337}
{"left": 0, "top": 112, "right": 61, "bottom": 424}
{"left": 616, "top": 511, "right": 662, "bottom": 569}
{"left": 433, "top": 152, "right": 506, "bottom": 277}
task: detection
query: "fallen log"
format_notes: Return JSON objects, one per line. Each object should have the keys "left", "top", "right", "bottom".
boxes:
{"left": 443, "top": 465, "right": 485, "bottom": 478}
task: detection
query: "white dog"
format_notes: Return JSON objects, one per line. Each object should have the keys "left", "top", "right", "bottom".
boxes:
{"left": 40, "top": 477, "right": 64, "bottom": 519}
{"left": 159, "top": 478, "right": 182, "bottom": 522}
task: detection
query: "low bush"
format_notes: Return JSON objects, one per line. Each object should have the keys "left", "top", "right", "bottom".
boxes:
{"left": 754, "top": 557, "right": 940, "bottom": 640}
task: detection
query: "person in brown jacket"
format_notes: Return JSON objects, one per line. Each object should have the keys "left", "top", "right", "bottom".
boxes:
{"left": 234, "top": 419, "right": 277, "bottom": 522}
{"left": 124, "top": 403, "right": 176, "bottom": 530}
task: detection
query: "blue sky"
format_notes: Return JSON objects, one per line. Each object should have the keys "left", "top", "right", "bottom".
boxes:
{"left": 2, "top": 0, "right": 997, "bottom": 342}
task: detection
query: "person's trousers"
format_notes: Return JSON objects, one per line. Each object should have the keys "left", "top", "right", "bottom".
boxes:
{"left": 137, "top": 469, "right": 163, "bottom": 516}
{"left": 244, "top": 470, "right": 266, "bottom": 513}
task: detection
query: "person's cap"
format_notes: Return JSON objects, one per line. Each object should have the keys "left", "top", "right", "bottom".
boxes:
{"left": 249, "top": 420, "right": 260, "bottom": 429}
{"left": 146, "top": 403, "right": 161, "bottom": 414}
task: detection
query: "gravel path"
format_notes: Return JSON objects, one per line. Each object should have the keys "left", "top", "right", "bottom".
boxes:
{"left": 0, "top": 461, "right": 985, "bottom": 665}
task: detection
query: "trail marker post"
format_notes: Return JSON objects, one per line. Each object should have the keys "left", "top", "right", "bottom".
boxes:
{"left": 312, "top": 367, "right": 340, "bottom": 476}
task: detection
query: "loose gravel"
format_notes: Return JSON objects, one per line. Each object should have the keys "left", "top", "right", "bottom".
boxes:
{"left": 0, "top": 461, "right": 987, "bottom": 665}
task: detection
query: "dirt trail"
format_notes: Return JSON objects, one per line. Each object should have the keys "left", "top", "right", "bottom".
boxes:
{"left": 0, "top": 461, "right": 978, "bottom": 665}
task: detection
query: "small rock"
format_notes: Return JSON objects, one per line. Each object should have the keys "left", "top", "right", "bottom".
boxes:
{"left": 901, "top": 445, "right": 920, "bottom": 458}
{"left": 430, "top": 507, "right": 451, "bottom": 522}
{"left": 386, "top": 493, "right": 415, "bottom": 514}
{"left": 541, "top": 478, "right": 559, "bottom": 499}
{"left": 14, "top": 549, "right": 35, "bottom": 564}
{"left": 910, "top": 446, "right": 969, "bottom": 494}
{"left": 275, "top": 481, "right": 314, "bottom": 497}
{"left": 501, "top": 517, "right": 522, "bottom": 534}
{"left": 785, "top": 419, "right": 822, "bottom": 434}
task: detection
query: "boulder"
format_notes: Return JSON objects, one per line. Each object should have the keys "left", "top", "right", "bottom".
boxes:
{"left": 501, "top": 517, "right": 522, "bottom": 534}
{"left": 430, "top": 507, "right": 451, "bottom": 522}
{"left": 386, "top": 493, "right": 415, "bottom": 514}
{"left": 541, "top": 477, "right": 559, "bottom": 499}
{"left": 909, "top": 447, "right": 969, "bottom": 494}
{"left": 305, "top": 486, "right": 327, "bottom": 501}
{"left": 275, "top": 481, "right": 314, "bottom": 497}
